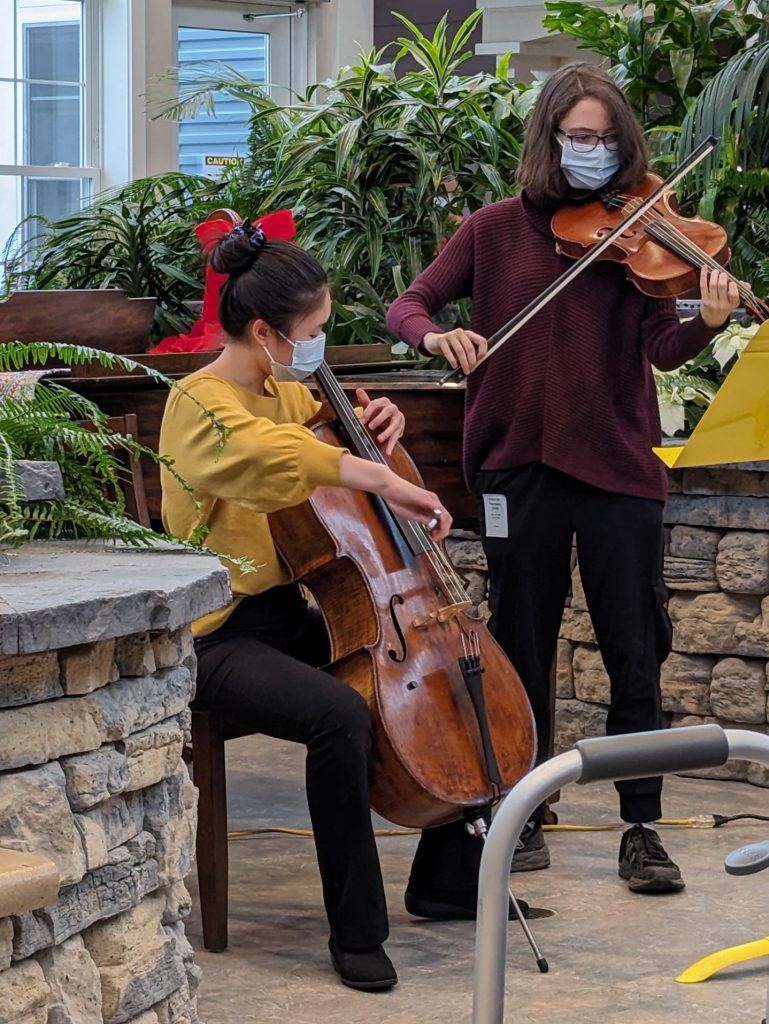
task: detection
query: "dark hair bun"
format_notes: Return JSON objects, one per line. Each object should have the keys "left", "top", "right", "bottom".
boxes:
{"left": 211, "top": 221, "right": 267, "bottom": 277}
{"left": 213, "top": 233, "right": 329, "bottom": 340}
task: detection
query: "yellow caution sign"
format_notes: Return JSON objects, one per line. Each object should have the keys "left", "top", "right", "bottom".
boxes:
{"left": 204, "top": 156, "right": 245, "bottom": 168}
{"left": 655, "top": 319, "right": 769, "bottom": 468}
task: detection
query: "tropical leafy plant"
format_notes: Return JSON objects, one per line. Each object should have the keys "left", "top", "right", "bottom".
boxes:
{"left": 153, "top": 12, "right": 536, "bottom": 344}
{"left": 654, "top": 362, "right": 719, "bottom": 436}
{"left": 542, "top": 0, "right": 762, "bottom": 135}
{"left": 2, "top": 173, "right": 227, "bottom": 342}
{"left": 675, "top": 30, "right": 769, "bottom": 292}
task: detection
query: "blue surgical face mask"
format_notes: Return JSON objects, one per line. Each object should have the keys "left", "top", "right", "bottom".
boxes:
{"left": 558, "top": 138, "right": 620, "bottom": 191}
{"left": 269, "top": 330, "right": 326, "bottom": 382}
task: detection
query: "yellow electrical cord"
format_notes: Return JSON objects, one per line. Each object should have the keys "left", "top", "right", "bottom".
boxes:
{"left": 226, "top": 815, "right": 735, "bottom": 841}
{"left": 225, "top": 815, "right": 769, "bottom": 991}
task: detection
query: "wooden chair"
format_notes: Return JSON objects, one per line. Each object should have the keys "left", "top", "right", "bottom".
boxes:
{"left": 103, "top": 412, "right": 151, "bottom": 528}
{"left": 76, "top": 412, "right": 151, "bottom": 527}
{"left": 190, "top": 710, "right": 257, "bottom": 953}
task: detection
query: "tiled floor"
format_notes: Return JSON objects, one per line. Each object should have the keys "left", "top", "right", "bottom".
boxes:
{"left": 188, "top": 734, "right": 769, "bottom": 1023}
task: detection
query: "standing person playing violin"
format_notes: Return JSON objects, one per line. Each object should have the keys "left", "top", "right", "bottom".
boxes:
{"left": 387, "top": 62, "right": 741, "bottom": 895}
{"left": 159, "top": 215, "right": 527, "bottom": 994}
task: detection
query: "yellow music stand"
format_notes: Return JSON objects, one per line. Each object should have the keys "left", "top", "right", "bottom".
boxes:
{"left": 654, "top": 320, "right": 769, "bottom": 469}
{"left": 664, "top": 321, "right": 769, "bottom": 988}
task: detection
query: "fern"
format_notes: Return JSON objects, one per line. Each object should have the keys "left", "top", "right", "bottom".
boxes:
{"left": 0, "top": 342, "right": 230, "bottom": 451}
{"left": 0, "top": 343, "right": 254, "bottom": 574}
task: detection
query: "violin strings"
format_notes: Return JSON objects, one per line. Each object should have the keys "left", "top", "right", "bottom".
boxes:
{"left": 607, "top": 194, "right": 769, "bottom": 319}
{"left": 646, "top": 217, "right": 769, "bottom": 319}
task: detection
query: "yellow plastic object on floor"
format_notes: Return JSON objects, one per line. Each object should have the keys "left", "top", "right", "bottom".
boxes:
{"left": 654, "top": 320, "right": 769, "bottom": 469}
{"left": 676, "top": 937, "right": 769, "bottom": 984}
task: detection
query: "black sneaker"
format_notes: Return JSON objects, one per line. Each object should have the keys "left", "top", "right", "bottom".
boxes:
{"left": 510, "top": 821, "right": 551, "bottom": 873}
{"left": 328, "top": 938, "right": 398, "bottom": 991}
{"left": 618, "top": 825, "right": 685, "bottom": 894}
{"left": 404, "top": 888, "right": 529, "bottom": 921}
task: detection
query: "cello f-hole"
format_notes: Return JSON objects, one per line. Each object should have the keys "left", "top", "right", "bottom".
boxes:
{"left": 387, "top": 594, "right": 408, "bottom": 663}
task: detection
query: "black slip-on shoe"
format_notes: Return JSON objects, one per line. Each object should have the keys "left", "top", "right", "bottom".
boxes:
{"left": 404, "top": 888, "right": 529, "bottom": 921}
{"left": 328, "top": 938, "right": 398, "bottom": 991}
{"left": 618, "top": 825, "right": 685, "bottom": 894}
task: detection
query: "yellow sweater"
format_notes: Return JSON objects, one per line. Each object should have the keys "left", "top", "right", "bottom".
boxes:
{"left": 159, "top": 370, "right": 346, "bottom": 636}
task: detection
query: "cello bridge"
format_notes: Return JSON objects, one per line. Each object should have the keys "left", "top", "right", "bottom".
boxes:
{"left": 412, "top": 601, "right": 471, "bottom": 629}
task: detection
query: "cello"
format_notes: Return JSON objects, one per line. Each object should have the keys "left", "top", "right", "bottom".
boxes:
{"left": 268, "top": 359, "right": 537, "bottom": 829}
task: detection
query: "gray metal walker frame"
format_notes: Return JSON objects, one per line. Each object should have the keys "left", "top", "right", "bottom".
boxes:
{"left": 473, "top": 724, "right": 769, "bottom": 1024}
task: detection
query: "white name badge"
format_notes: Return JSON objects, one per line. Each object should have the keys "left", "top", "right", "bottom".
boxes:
{"left": 483, "top": 494, "right": 508, "bottom": 538}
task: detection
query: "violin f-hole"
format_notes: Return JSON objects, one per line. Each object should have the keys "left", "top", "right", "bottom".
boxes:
{"left": 387, "top": 594, "right": 408, "bottom": 663}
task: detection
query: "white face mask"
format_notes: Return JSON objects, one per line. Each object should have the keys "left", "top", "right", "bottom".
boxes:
{"left": 558, "top": 138, "right": 620, "bottom": 191}
{"left": 268, "top": 330, "right": 327, "bottom": 382}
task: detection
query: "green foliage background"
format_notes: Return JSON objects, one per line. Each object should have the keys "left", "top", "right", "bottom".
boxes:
{"left": 3, "top": 174, "right": 225, "bottom": 342}
{"left": 159, "top": 12, "right": 536, "bottom": 344}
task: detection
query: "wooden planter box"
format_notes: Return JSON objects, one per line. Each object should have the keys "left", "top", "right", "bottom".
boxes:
{"left": 0, "top": 291, "right": 156, "bottom": 353}
{"left": 67, "top": 367, "right": 472, "bottom": 527}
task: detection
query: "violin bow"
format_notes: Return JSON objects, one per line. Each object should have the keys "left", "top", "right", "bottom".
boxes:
{"left": 440, "top": 136, "right": 718, "bottom": 387}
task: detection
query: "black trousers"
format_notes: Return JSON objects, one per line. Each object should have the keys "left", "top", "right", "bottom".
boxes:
{"left": 193, "top": 584, "right": 485, "bottom": 950}
{"left": 475, "top": 464, "right": 672, "bottom": 824}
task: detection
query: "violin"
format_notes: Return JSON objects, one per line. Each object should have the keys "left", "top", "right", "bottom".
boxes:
{"left": 441, "top": 138, "right": 768, "bottom": 387}
{"left": 552, "top": 173, "right": 767, "bottom": 319}
{"left": 268, "top": 361, "right": 537, "bottom": 828}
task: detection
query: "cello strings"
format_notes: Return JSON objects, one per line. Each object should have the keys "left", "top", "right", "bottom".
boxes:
{"left": 317, "top": 365, "right": 469, "bottom": 601}
{"left": 606, "top": 194, "right": 769, "bottom": 318}
{"left": 333, "top": 391, "right": 472, "bottom": 601}
{"left": 414, "top": 522, "right": 471, "bottom": 601}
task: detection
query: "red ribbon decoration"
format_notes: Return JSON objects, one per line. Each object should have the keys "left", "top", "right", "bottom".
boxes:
{"left": 195, "top": 208, "right": 297, "bottom": 254}
{"left": 149, "top": 209, "right": 297, "bottom": 354}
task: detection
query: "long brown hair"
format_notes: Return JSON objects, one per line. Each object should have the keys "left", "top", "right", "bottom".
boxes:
{"left": 517, "top": 63, "right": 648, "bottom": 204}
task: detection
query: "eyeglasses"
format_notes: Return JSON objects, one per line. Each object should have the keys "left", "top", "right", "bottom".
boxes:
{"left": 556, "top": 128, "right": 620, "bottom": 153}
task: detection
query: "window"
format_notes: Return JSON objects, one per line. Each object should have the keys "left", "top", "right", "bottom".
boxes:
{"left": 0, "top": 0, "right": 97, "bottom": 266}
{"left": 177, "top": 27, "right": 269, "bottom": 177}
{"left": 173, "top": 3, "right": 294, "bottom": 180}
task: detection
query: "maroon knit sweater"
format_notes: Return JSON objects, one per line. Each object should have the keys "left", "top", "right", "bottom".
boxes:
{"left": 386, "top": 193, "right": 719, "bottom": 502}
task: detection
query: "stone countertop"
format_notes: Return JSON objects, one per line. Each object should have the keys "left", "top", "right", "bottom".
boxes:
{"left": 0, "top": 541, "right": 231, "bottom": 656}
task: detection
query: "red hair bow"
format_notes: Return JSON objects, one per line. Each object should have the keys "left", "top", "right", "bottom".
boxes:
{"left": 195, "top": 208, "right": 296, "bottom": 254}
{"left": 147, "top": 209, "right": 297, "bottom": 355}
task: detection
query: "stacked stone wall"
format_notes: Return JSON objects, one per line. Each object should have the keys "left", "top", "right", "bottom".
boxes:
{"left": 446, "top": 461, "right": 769, "bottom": 786}
{"left": 0, "top": 629, "right": 201, "bottom": 1024}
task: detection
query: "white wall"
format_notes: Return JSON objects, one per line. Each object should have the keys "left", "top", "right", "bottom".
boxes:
{"left": 136, "top": 0, "right": 176, "bottom": 178}
{"left": 474, "top": 0, "right": 599, "bottom": 80}
{"left": 129, "top": 0, "right": 374, "bottom": 179}
{"left": 310, "top": 0, "right": 373, "bottom": 83}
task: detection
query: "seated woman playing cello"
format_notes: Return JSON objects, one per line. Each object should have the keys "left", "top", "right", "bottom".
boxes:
{"left": 158, "top": 213, "right": 525, "bottom": 992}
